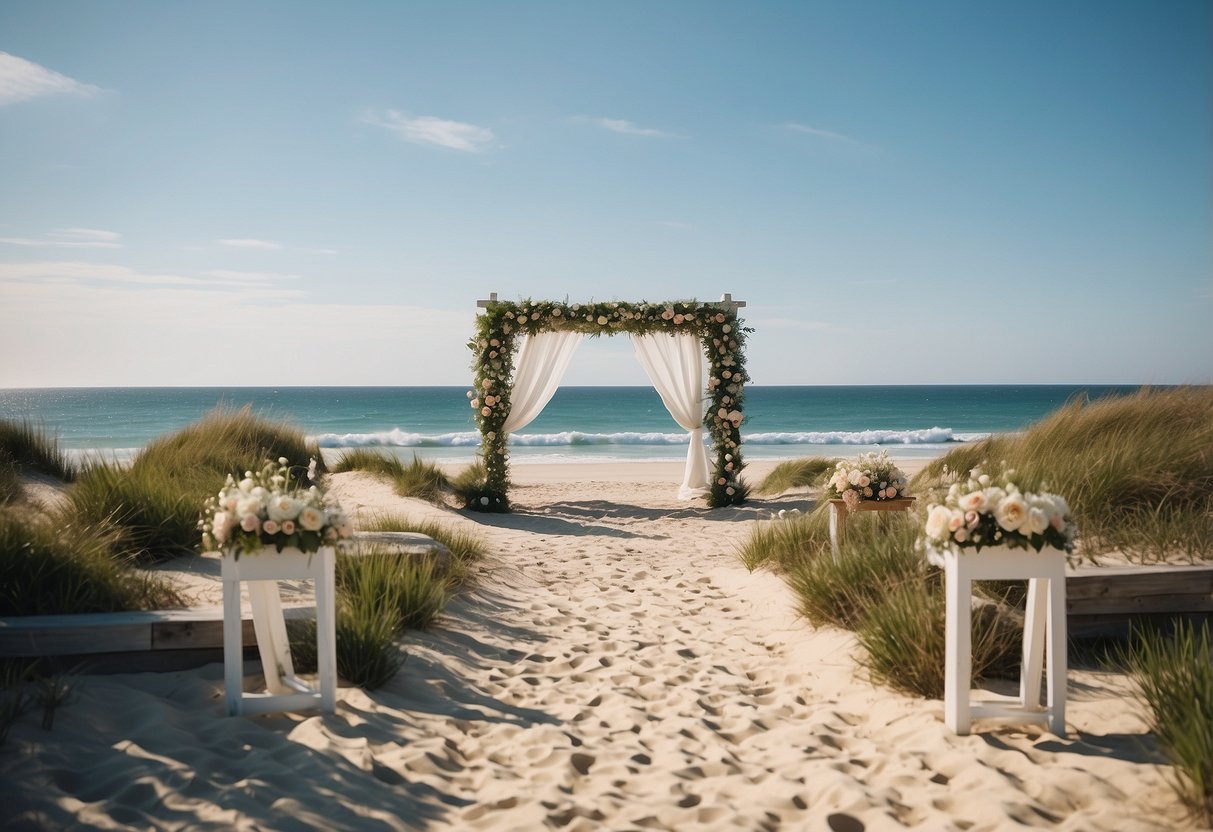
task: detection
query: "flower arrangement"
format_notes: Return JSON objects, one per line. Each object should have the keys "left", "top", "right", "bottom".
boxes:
{"left": 825, "top": 450, "right": 910, "bottom": 511}
{"left": 201, "top": 457, "right": 353, "bottom": 558}
{"left": 468, "top": 298, "right": 751, "bottom": 511}
{"left": 923, "top": 470, "right": 1077, "bottom": 553}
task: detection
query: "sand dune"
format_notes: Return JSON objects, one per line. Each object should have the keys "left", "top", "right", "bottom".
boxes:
{"left": 0, "top": 462, "right": 1196, "bottom": 830}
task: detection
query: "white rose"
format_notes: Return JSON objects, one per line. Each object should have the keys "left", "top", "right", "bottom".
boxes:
{"left": 236, "top": 497, "right": 262, "bottom": 518}
{"left": 298, "top": 505, "right": 325, "bottom": 532}
{"left": 957, "top": 490, "right": 987, "bottom": 513}
{"left": 267, "top": 495, "right": 302, "bottom": 522}
{"left": 1025, "top": 507, "right": 1050, "bottom": 536}
{"left": 848, "top": 470, "right": 863, "bottom": 486}
{"left": 925, "top": 505, "right": 951, "bottom": 540}
{"left": 994, "top": 493, "right": 1028, "bottom": 532}
{"left": 212, "top": 512, "right": 231, "bottom": 543}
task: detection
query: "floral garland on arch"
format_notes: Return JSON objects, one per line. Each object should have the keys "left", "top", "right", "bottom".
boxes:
{"left": 466, "top": 298, "right": 751, "bottom": 512}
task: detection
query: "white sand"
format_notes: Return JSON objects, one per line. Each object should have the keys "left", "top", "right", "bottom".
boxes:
{"left": 0, "top": 460, "right": 1197, "bottom": 830}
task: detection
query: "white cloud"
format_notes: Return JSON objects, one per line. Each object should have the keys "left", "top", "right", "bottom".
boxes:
{"left": 202, "top": 269, "right": 302, "bottom": 285}
{"left": 0, "top": 52, "right": 103, "bottom": 106}
{"left": 0, "top": 227, "right": 123, "bottom": 249}
{"left": 784, "top": 122, "right": 866, "bottom": 146}
{"left": 0, "top": 261, "right": 203, "bottom": 286}
{"left": 588, "top": 117, "right": 681, "bottom": 138}
{"left": 362, "top": 109, "right": 495, "bottom": 153}
{"left": 218, "top": 238, "right": 283, "bottom": 250}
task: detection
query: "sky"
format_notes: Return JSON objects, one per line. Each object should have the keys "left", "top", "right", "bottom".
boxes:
{"left": 1, "top": 0, "right": 1209, "bottom": 388}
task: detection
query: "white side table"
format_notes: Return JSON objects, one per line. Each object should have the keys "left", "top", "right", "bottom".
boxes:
{"left": 928, "top": 545, "right": 1067, "bottom": 736}
{"left": 221, "top": 546, "right": 337, "bottom": 716}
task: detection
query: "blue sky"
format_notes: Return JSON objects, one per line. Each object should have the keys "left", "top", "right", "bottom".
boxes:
{"left": 1, "top": 1, "right": 1209, "bottom": 387}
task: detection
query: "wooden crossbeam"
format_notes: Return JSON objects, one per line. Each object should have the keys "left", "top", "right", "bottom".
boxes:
{"left": 476, "top": 292, "right": 746, "bottom": 309}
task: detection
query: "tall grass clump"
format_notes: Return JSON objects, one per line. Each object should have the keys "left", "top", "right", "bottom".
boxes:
{"left": 857, "top": 582, "right": 1022, "bottom": 698}
{"left": 0, "top": 419, "right": 76, "bottom": 482}
{"left": 738, "top": 506, "right": 830, "bottom": 572}
{"left": 785, "top": 515, "right": 922, "bottom": 629}
{"left": 69, "top": 407, "right": 322, "bottom": 562}
{"left": 0, "top": 508, "right": 182, "bottom": 615}
{"left": 360, "top": 512, "right": 488, "bottom": 585}
{"left": 1123, "top": 621, "right": 1213, "bottom": 825}
{"left": 338, "top": 551, "right": 449, "bottom": 631}
{"left": 334, "top": 450, "right": 455, "bottom": 504}
{"left": 0, "top": 458, "right": 20, "bottom": 505}
{"left": 756, "top": 457, "right": 838, "bottom": 495}
{"left": 915, "top": 387, "right": 1213, "bottom": 562}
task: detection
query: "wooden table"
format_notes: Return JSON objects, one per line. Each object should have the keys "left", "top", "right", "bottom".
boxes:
{"left": 828, "top": 497, "right": 916, "bottom": 561}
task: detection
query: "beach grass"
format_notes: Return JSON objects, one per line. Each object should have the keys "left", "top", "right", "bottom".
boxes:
{"left": 737, "top": 505, "right": 830, "bottom": 572}
{"left": 0, "top": 508, "right": 182, "bottom": 616}
{"left": 0, "top": 419, "right": 76, "bottom": 483}
{"left": 358, "top": 512, "right": 487, "bottom": 585}
{"left": 1124, "top": 620, "right": 1213, "bottom": 825}
{"left": 334, "top": 450, "right": 453, "bottom": 504}
{"left": 915, "top": 386, "right": 1213, "bottom": 562}
{"left": 68, "top": 407, "right": 323, "bottom": 562}
{"left": 755, "top": 457, "right": 837, "bottom": 495}
{"left": 784, "top": 514, "right": 921, "bottom": 629}
{"left": 0, "top": 458, "right": 20, "bottom": 505}
{"left": 856, "top": 581, "right": 1022, "bottom": 698}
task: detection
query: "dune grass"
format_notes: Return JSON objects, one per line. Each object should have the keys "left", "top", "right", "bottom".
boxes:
{"left": 738, "top": 505, "right": 830, "bottom": 572}
{"left": 784, "top": 516, "right": 922, "bottom": 629}
{"left": 1123, "top": 620, "right": 1213, "bottom": 825}
{"left": 358, "top": 512, "right": 488, "bottom": 585}
{"left": 0, "top": 458, "right": 20, "bottom": 506}
{"left": 68, "top": 407, "right": 323, "bottom": 563}
{"left": 0, "top": 508, "right": 182, "bottom": 616}
{"left": 0, "top": 419, "right": 76, "bottom": 483}
{"left": 914, "top": 386, "right": 1213, "bottom": 562}
{"left": 333, "top": 450, "right": 450, "bottom": 503}
{"left": 755, "top": 457, "right": 838, "bottom": 495}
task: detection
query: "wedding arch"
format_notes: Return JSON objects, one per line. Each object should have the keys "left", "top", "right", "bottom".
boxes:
{"left": 465, "top": 294, "right": 750, "bottom": 512}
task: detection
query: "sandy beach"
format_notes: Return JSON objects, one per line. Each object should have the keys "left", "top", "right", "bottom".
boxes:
{"left": 0, "top": 460, "right": 1197, "bottom": 831}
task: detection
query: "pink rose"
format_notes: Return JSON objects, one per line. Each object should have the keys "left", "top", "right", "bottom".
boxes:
{"left": 281, "top": 520, "right": 296, "bottom": 535}
{"left": 262, "top": 519, "right": 280, "bottom": 535}
{"left": 240, "top": 514, "right": 260, "bottom": 533}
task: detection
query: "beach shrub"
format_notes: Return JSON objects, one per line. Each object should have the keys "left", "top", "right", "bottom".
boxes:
{"left": 334, "top": 450, "right": 470, "bottom": 506}
{"left": 915, "top": 386, "right": 1213, "bottom": 562}
{"left": 1124, "top": 621, "right": 1213, "bottom": 825}
{"left": 68, "top": 407, "right": 323, "bottom": 562}
{"left": 450, "top": 461, "right": 489, "bottom": 505}
{"left": 338, "top": 551, "right": 449, "bottom": 631}
{"left": 68, "top": 461, "right": 199, "bottom": 563}
{"left": 755, "top": 457, "right": 838, "bottom": 496}
{"left": 857, "top": 582, "right": 1021, "bottom": 699}
{"left": 0, "top": 458, "right": 20, "bottom": 505}
{"left": 738, "top": 509, "right": 829, "bottom": 572}
{"left": 0, "top": 419, "right": 76, "bottom": 482}
{"left": 359, "top": 512, "right": 487, "bottom": 586}
{"left": 0, "top": 508, "right": 181, "bottom": 615}
{"left": 785, "top": 515, "right": 922, "bottom": 629}
{"left": 332, "top": 557, "right": 407, "bottom": 690}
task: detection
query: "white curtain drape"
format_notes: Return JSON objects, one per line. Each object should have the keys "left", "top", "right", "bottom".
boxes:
{"left": 502, "top": 331, "right": 584, "bottom": 434}
{"left": 630, "top": 333, "right": 711, "bottom": 499}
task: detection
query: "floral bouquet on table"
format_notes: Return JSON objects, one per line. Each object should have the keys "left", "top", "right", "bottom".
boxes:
{"left": 923, "top": 470, "right": 1077, "bottom": 553}
{"left": 201, "top": 457, "right": 353, "bottom": 559}
{"left": 825, "top": 450, "right": 910, "bottom": 511}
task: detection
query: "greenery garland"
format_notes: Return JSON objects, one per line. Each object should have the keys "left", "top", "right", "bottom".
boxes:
{"left": 466, "top": 299, "right": 751, "bottom": 512}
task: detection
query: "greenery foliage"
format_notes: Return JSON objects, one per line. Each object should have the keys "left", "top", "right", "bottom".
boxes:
{"left": 0, "top": 508, "right": 182, "bottom": 615}
{"left": 914, "top": 386, "right": 1213, "bottom": 562}
{"left": 334, "top": 450, "right": 457, "bottom": 505}
{"left": 69, "top": 407, "right": 323, "bottom": 562}
{"left": 755, "top": 457, "right": 838, "bottom": 495}
{"left": 1123, "top": 621, "right": 1213, "bottom": 824}
{"left": 469, "top": 298, "right": 750, "bottom": 511}
{"left": 0, "top": 419, "right": 76, "bottom": 483}
{"left": 358, "top": 512, "right": 487, "bottom": 585}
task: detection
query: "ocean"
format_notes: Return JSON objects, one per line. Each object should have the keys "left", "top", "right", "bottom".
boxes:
{"left": 0, "top": 385, "right": 1146, "bottom": 467}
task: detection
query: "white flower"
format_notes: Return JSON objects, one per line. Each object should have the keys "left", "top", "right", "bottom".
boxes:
{"left": 298, "top": 505, "right": 325, "bottom": 532}
{"left": 925, "top": 505, "right": 951, "bottom": 540}
{"left": 240, "top": 514, "right": 260, "bottom": 533}
{"left": 267, "top": 495, "right": 303, "bottom": 522}
{"left": 1024, "top": 507, "right": 1050, "bottom": 536}
{"left": 994, "top": 492, "right": 1028, "bottom": 532}
{"left": 957, "top": 490, "right": 987, "bottom": 513}
{"left": 212, "top": 512, "right": 231, "bottom": 543}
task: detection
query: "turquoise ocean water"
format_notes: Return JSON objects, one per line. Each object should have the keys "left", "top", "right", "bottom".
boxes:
{"left": 0, "top": 385, "right": 1145, "bottom": 466}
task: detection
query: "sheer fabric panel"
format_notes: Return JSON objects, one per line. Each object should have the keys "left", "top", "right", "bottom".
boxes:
{"left": 631, "top": 333, "right": 711, "bottom": 499}
{"left": 502, "top": 331, "right": 584, "bottom": 434}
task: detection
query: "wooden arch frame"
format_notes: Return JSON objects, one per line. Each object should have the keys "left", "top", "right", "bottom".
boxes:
{"left": 466, "top": 294, "right": 750, "bottom": 512}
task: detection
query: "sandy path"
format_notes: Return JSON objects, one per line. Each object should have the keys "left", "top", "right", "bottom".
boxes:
{"left": 0, "top": 464, "right": 1195, "bottom": 831}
